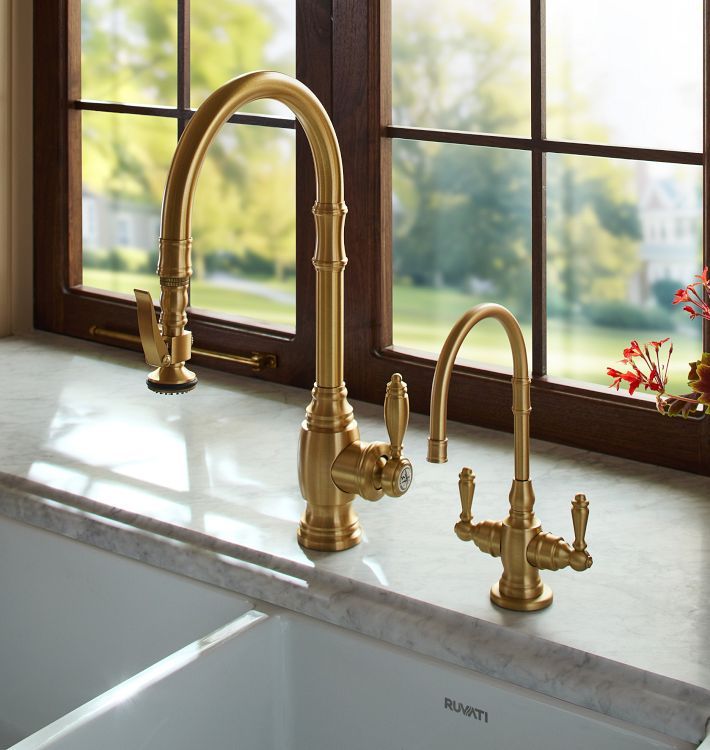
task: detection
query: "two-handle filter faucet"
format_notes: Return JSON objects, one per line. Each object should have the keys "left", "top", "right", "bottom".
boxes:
{"left": 134, "top": 71, "right": 412, "bottom": 552}
{"left": 427, "top": 303, "right": 592, "bottom": 611}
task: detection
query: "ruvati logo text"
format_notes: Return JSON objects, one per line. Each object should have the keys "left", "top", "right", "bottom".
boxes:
{"left": 444, "top": 697, "right": 489, "bottom": 723}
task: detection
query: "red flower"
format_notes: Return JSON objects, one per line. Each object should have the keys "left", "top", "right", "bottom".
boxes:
{"left": 607, "top": 367, "right": 643, "bottom": 395}
{"left": 649, "top": 338, "right": 669, "bottom": 352}
{"left": 622, "top": 340, "right": 643, "bottom": 362}
{"left": 607, "top": 338, "right": 671, "bottom": 396}
{"left": 606, "top": 270, "right": 708, "bottom": 419}
{"left": 673, "top": 267, "right": 710, "bottom": 322}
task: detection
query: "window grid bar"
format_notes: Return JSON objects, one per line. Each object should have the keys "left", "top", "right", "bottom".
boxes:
{"left": 531, "top": 0, "right": 546, "bottom": 378}
{"left": 177, "top": 0, "right": 190, "bottom": 139}
{"left": 386, "top": 126, "right": 703, "bottom": 167}
{"left": 73, "top": 100, "right": 297, "bottom": 130}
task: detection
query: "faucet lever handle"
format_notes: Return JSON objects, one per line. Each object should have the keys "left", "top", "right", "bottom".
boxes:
{"left": 134, "top": 289, "right": 170, "bottom": 368}
{"left": 378, "top": 373, "right": 413, "bottom": 497}
{"left": 565, "top": 493, "right": 592, "bottom": 571}
{"left": 384, "top": 373, "right": 408, "bottom": 459}
{"left": 455, "top": 467, "right": 475, "bottom": 541}
{"left": 571, "top": 493, "right": 590, "bottom": 553}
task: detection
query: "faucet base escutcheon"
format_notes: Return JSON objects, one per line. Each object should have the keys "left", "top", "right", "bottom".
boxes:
{"left": 297, "top": 383, "right": 362, "bottom": 551}
{"left": 297, "top": 504, "right": 362, "bottom": 552}
{"left": 491, "top": 581, "right": 553, "bottom": 612}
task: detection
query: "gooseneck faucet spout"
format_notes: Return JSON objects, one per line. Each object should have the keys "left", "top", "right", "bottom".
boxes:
{"left": 428, "top": 303, "right": 530, "bottom": 482}
{"left": 134, "top": 71, "right": 412, "bottom": 552}
{"left": 427, "top": 303, "right": 591, "bottom": 612}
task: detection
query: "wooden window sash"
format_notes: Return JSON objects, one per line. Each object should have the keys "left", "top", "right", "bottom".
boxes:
{"left": 333, "top": 0, "right": 709, "bottom": 476}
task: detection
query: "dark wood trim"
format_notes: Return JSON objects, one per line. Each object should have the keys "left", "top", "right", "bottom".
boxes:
{"left": 530, "top": 0, "right": 546, "bottom": 377}
{"left": 387, "top": 126, "right": 703, "bottom": 166}
{"left": 74, "top": 100, "right": 297, "bottom": 130}
{"left": 67, "top": 0, "right": 82, "bottom": 288}
{"left": 74, "top": 101, "right": 183, "bottom": 117}
{"left": 387, "top": 126, "right": 531, "bottom": 151}
{"left": 177, "top": 0, "right": 189, "bottom": 139}
{"left": 34, "top": 0, "right": 71, "bottom": 329}
{"left": 293, "top": 0, "right": 334, "bottom": 385}
{"left": 541, "top": 139, "right": 703, "bottom": 166}
{"left": 376, "top": 0, "right": 393, "bottom": 351}
{"left": 332, "top": 0, "right": 385, "bottom": 382}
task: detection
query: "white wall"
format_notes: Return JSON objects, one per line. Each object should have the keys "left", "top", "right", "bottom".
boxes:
{"left": 0, "top": 0, "right": 32, "bottom": 337}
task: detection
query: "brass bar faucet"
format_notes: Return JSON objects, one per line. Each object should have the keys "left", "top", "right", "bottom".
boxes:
{"left": 427, "top": 303, "right": 592, "bottom": 611}
{"left": 133, "top": 71, "right": 412, "bottom": 552}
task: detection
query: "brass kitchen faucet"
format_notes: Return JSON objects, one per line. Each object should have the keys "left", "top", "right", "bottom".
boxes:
{"left": 134, "top": 71, "right": 412, "bottom": 552}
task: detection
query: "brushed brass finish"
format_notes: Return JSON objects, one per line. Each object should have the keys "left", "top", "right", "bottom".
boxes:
{"left": 134, "top": 288, "right": 196, "bottom": 392}
{"left": 89, "top": 326, "right": 276, "bottom": 372}
{"left": 428, "top": 304, "right": 592, "bottom": 611}
{"left": 301, "top": 372, "right": 413, "bottom": 550}
{"left": 128, "top": 71, "right": 411, "bottom": 551}
{"left": 134, "top": 290, "right": 170, "bottom": 367}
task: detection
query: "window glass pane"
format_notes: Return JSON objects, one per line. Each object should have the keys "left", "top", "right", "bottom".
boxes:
{"left": 547, "top": 0, "right": 702, "bottom": 151}
{"left": 189, "top": 124, "right": 295, "bottom": 330}
{"left": 81, "top": 0, "right": 177, "bottom": 106}
{"left": 191, "top": 1, "right": 296, "bottom": 118}
{"left": 547, "top": 155, "right": 702, "bottom": 395}
{"left": 392, "top": 140, "right": 532, "bottom": 370}
{"left": 82, "top": 112, "right": 174, "bottom": 302}
{"left": 392, "top": 0, "right": 530, "bottom": 136}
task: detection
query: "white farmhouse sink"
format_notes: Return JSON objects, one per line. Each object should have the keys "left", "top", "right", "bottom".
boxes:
{"left": 15, "top": 608, "right": 695, "bottom": 750}
{"left": 0, "top": 516, "right": 252, "bottom": 748}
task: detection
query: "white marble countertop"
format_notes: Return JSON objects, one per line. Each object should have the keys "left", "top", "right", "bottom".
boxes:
{"left": 1, "top": 332, "right": 709, "bottom": 744}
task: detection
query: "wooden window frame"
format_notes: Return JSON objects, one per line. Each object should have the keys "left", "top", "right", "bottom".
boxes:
{"left": 34, "top": 0, "right": 710, "bottom": 475}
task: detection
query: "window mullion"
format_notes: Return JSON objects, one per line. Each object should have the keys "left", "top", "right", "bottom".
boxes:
{"left": 531, "top": 0, "right": 546, "bottom": 378}
{"left": 177, "top": 0, "right": 190, "bottom": 139}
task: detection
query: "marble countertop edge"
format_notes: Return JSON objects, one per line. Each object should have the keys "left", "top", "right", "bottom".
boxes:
{"left": 1, "top": 473, "right": 708, "bottom": 745}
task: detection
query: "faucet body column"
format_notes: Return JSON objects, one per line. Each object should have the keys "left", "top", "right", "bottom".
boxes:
{"left": 490, "top": 480, "right": 550, "bottom": 610}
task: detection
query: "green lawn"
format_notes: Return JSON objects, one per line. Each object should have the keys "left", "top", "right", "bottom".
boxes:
{"left": 85, "top": 269, "right": 700, "bottom": 395}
